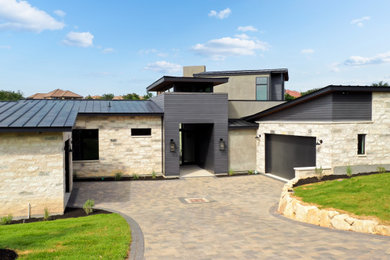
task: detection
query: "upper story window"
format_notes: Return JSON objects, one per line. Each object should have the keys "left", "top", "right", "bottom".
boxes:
{"left": 256, "top": 77, "right": 268, "bottom": 100}
{"left": 72, "top": 129, "right": 99, "bottom": 160}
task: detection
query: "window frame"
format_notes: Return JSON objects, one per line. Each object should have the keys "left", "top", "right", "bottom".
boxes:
{"left": 357, "top": 134, "right": 366, "bottom": 155}
{"left": 131, "top": 128, "right": 152, "bottom": 137}
{"left": 255, "top": 77, "right": 269, "bottom": 101}
{"left": 72, "top": 129, "right": 99, "bottom": 161}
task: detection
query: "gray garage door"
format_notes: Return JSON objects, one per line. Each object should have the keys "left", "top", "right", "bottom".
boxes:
{"left": 265, "top": 134, "right": 316, "bottom": 179}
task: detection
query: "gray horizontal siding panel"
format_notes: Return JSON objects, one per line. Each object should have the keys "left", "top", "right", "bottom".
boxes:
{"left": 332, "top": 92, "right": 371, "bottom": 120}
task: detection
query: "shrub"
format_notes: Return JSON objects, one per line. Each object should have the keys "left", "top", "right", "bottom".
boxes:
{"left": 43, "top": 207, "right": 50, "bottom": 221}
{"left": 83, "top": 199, "right": 95, "bottom": 215}
{"left": 377, "top": 167, "right": 386, "bottom": 174}
{"left": 228, "top": 169, "right": 234, "bottom": 176}
{"left": 133, "top": 174, "right": 139, "bottom": 180}
{"left": 248, "top": 170, "right": 254, "bottom": 175}
{"left": 152, "top": 171, "right": 157, "bottom": 179}
{"left": 115, "top": 172, "right": 123, "bottom": 181}
{"left": 315, "top": 166, "right": 324, "bottom": 181}
{"left": 0, "top": 214, "right": 13, "bottom": 225}
{"left": 346, "top": 166, "right": 352, "bottom": 177}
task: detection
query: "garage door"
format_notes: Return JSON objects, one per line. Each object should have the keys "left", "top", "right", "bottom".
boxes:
{"left": 265, "top": 134, "right": 316, "bottom": 179}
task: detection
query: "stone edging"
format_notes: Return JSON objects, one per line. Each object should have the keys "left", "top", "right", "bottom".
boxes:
{"left": 97, "top": 208, "right": 145, "bottom": 260}
{"left": 278, "top": 178, "right": 390, "bottom": 236}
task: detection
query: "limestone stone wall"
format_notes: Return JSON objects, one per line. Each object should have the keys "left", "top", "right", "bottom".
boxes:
{"left": 256, "top": 92, "right": 390, "bottom": 175}
{"left": 73, "top": 115, "right": 162, "bottom": 177}
{"left": 228, "top": 128, "right": 256, "bottom": 172}
{"left": 0, "top": 132, "right": 67, "bottom": 218}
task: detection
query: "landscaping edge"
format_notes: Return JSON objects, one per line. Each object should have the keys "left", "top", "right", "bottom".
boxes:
{"left": 278, "top": 177, "right": 390, "bottom": 236}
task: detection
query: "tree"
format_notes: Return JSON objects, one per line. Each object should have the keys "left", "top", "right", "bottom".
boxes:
{"left": 85, "top": 95, "right": 93, "bottom": 100}
{"left": 372, "top": 81, "right": 389, "bottom": 87}
{"left": 101, "top": 93, "right": 114, "bottom": 100}
{"left": 284, "top": 93, "right": 296, "bottom": 101}
{"left": 123, "top": 93, "right": 141, "bottom": 100}
{"left": 0, "top": 90, "right": 24, "bottom": 101}
{"left": 300, "top": 88, "right": 320, "bottom": 96}
{"left": 143, "top": 93, "right": 153, "bottom": 100}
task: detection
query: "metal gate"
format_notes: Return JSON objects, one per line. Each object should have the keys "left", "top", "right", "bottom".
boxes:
{"left": 265, "top": 134, "right": 316, "bottom": 179}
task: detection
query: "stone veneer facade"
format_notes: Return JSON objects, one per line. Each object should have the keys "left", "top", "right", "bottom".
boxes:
{"left": 73, "top": 115, "right": 162, "bottom": 178}
{"left": 0, "top": 132, "right": 71, "bottom": 218}
{"left": 256, "top": 92, "right": 390, "bottom": 174}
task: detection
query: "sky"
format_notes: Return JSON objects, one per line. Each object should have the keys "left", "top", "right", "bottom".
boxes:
{"left": 1, "top": 0, "right": 390, "bottom": 97}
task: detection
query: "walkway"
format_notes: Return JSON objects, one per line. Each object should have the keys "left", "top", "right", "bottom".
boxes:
{"left": 69, "top": 175, "right": 390, "bottom": 259}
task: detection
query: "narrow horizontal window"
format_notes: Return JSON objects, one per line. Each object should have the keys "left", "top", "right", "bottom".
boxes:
{"left": 131, "top": 128, "right": 151, "bottom": 136}
{"left": 357, "top": 134, "right": 366, "bottom": 155}
{"left": 72, "top": 129, "right": 99, "bottom": 160}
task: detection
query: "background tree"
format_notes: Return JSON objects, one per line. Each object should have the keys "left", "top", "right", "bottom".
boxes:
{"left": 0, "top": 90, "right": 24, "bottom": 101}
{"left": 143, "top": 93, "right": 153, "bottom": 100}
{"left": 372, "top": 81, "right": 389, "bottom": 87}
{"left": 85, "top": 95, "right": 93, "bottom": 99}
{"left": 284, "top": 93, "right": 296, "bottom": 101}
{"left": 101, "top": 93, "right": 114, "bottom": 100}
{"left": 300, "top": 88, "right": 320, "bottom": 96}
{"left": 123, "top": 93, "right": 141, "bottom": 100}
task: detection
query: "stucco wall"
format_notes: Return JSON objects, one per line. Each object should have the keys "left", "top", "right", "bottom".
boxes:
{"left": 256, "top": 92, "right": 390, "bottom": 175}
{"left": 228, "top": 101, "right": 285, "bottom": 119}
{"left": 213, "top": 74, "right": 269, "bottom": 100}
{"left": 0, "top": 132, "right": 67, "bottom": 218}
{"left": 228, "top": 128, "right": 257, "bottom": 172}
{"left": 73, "top": 115, "right": 162, "bottom": 177}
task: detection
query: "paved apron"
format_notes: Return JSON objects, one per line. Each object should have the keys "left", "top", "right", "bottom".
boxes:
{"left": 69, "top": 175, "right": 390, "bottom": 260}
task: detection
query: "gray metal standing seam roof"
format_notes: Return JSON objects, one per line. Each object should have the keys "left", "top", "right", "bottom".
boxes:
{"left": 0, "top": 99, "right": 163, "bottom": 132}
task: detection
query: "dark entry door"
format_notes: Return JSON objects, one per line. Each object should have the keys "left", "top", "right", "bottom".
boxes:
{"left": 265, "top": 134, "right": 316, "bottom": 179}
{"left": 64, "top": 139, "right": 71, "bottom": 193}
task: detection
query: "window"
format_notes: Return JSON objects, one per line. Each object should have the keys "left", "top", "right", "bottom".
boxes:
{"left": 357, "top": 134, "right": 366, "bottom": 155}
{"left": 131, "top": 128, "right": 151, "bottom": 136}
{"left": 256, "top": 77, "right": 268, "bottom": 100}
{"left": 72, "top": 129, "right": 99, "bottom": 160}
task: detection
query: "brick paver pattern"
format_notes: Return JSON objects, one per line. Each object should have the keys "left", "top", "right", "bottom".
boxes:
{"left": 69, "top": 175, "right": 390, "bottom": 260}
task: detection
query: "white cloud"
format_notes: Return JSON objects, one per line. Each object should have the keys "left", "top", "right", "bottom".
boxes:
{"left": 208, "top": 8, "right": 231, "bottom": 19}
{"left": 301, "top": 49, "right": 314, "bottom": 54}
{"left": 237, "top": 25, "right": 257, "bottom": 32}
{"left": 144, "top": 61, "right": 181, "bottom": 74}
{"left": 234, "top": 33, "right": 250, "bottom": 40}
{"left": 0, "top": 0, "right": 64, "bottom": 32}
{"left": 330, "top": 62, "right": 341, "bottom": 72}
{"left": 63, "top": 31, "right": 94, "bottom": 47}
{"left": 192, "top": 36, "right": 269, "bottom": 60}
{"left": 344, "top": 51, "right": 390, "bottom": 66}
{"left": 102, "top": 47, "right": 114, "bottom": 54}
{"left": 54, "top": 9, "right": 66, "bottom": 17}
{"left": 351, "top": 16, "right": 370, "bottom": 27}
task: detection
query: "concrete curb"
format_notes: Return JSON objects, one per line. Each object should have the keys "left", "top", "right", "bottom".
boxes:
{"left": 97, "top": 207, "right": 145, "bottom": 260}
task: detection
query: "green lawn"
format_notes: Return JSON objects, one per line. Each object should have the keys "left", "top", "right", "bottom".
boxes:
{"left": 0, "top": 213, "right": 131, "bottom": 259}
{"left": 294, "top": 173, "right": 390, "bottom": 223}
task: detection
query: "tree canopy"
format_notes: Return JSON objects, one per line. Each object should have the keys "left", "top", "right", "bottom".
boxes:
{"left": 372, "top": 81, "right": 389, "bottom": 87}
{"left": 100, "top": 93, "right": 114, "bottom": 100}
{"left": 0, "top": 90, "right": 24, "bottom": 101}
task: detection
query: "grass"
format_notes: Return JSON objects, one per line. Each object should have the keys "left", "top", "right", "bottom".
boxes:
{"left": 294, "top": 173, "right": 390, "bottom": 223}
{"left": 0, "top": 213, "right": 131, "bottom": 259}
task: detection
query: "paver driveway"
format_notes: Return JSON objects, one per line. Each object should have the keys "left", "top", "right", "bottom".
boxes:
{"left": 69, "top": 175, "right": 390, "bottom": 259}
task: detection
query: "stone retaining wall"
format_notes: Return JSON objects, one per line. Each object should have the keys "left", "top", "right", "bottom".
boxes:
{"left": 278, "top": 177, "right": 390, "bottom": 236}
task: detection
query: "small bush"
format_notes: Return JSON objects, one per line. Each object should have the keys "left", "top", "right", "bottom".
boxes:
{"left": 315, "top": 166, "right": 324, "bottom": 181}
{"left": 346, "top": 166, "right": 352, "bottom": 177}
{"left": 83, "top": 199, "right": 95, "bottom": 215}
{"left": 377, "top": 167, "right": 386, "bottom": 174}
{"left": 133, "top": 174, "right": 139, "bottom": 180}
{"left": 248, "top": 170, "right": 254, "bottom": 175}
{"left": 152, "top": 171, "right": 157, "bottom": 179}
{"left": 228, "top": 169, "right": 234, "bottom": 176}
{"left": 115, "top": 172, "right": 123, "bottom": 181}
{"left": 0, "top": 214, "right": 13, "bottom": 225}
{"left": 43, "top": 207, "right": 50, "bottom": 221}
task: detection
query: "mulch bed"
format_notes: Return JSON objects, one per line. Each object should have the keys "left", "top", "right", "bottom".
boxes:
{"left": 7, "top": 207, "right": 111, "bottom": 225}
{"left": 0, "top": 249, "right": 18, "bottom": 260}
{"left": 293, "top": 171, "right": 383, "bottom": 187}
{"left": 75, "top": 175, "right": 174, "bottom": 182}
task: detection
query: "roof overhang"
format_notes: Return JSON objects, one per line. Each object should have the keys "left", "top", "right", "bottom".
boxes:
{"left": 244, "top": 85, "right": 390, "bottom": 121}
{"left": 146, "top": 76, "right": 229, "bottom": 92}
{"left": 194, "top": 68, "right": 289, "bottom": 81}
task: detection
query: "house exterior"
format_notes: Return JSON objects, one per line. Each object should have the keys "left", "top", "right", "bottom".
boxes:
{"left": 27, "top": 89, "right": 83, "bottom": 100}
{"left": 3, "top": 65, "right": 390, "bottom": 219}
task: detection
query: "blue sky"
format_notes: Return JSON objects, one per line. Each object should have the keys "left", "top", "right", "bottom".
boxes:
{"left": 1, "top": 0, "right": 390, "bottom": 97}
